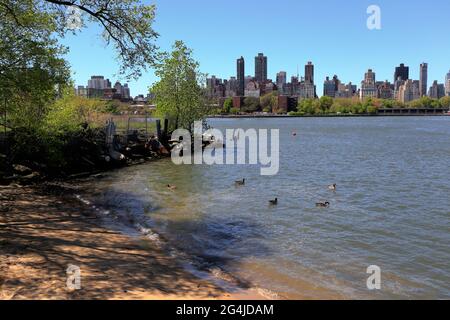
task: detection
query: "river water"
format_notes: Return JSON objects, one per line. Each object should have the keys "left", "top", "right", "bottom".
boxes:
{"left": 81, "top": 116, "right": 450, "bottom": 299}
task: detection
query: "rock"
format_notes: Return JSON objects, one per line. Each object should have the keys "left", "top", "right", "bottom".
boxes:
{"left": 13, "top": 164, "right": 33, "bottom": 175}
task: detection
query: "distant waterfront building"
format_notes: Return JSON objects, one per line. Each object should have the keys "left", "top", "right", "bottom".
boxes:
{"left": 206, "top": 75, "right": 226, "bottom": 99}
{"left": 88, "top": 76, "right": 111, "bottom": 90}
{"left": 398, "top": 80, "right": 420, "bottom": 103}
{"left": 428, "top": 81, "right": 445, "bottom": 99}
{"left": 360, "top": 69, "right": 377, "bottom": 100}
{"left": 75, "top": 86, "right": 87, "bottom": 98}
{"left": 225, "top": 77, "right": 238, "bottom": 97}
{"left": 122, "top": 84, "right": 131, "bottom": 100}
{"left": 394, "top": 77, "right": 405, "bottom": 101}
{"left": 244, "top": 80, "right": 260, "bottom": 97}
{"left": 377, "top": 80, "right": 394, "bottom": 99}
{"left": 323, "top": 76, "right": 337, "bottom": 97}
{"left": 335, "top": 82, "right": 357, "bottom": 98}
{"left": 244, "top": 75, "right": 253, "bottom": 87}
{"left": 300, "top": 82, "right": 316, "bottom": 99}
{"left": 237, "top": 56, "right": 245, "bottom": 96}
{"left": 394, "top": 63, "right": 409, "bottom": 82}
{"left": 276, "top": 71, "right": 287, "bottom": 93}
{"left": 206, "top": 75, "right": 221, "bottom": 96}
{"left": 445, "top": 70, "right": 450, "bottom": 96}
{"left": 255, "top": 53, "right": 268, "bottom": 84}
{"left": 262, "top": 81, "right": 277, "bottom": 95}
{"left": 113, "top": 81, "right": 131, "bottom": 101}
{"left": 305, "top": 61, "right": 314, "bottom": 84}
{"left": 419, "top": 63, "right": 428, "bottom": 97}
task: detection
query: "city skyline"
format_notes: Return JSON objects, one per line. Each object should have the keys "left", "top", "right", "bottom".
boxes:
{"left": 62, "top": 0, "right": 450, "bottom": 96}
{"left": 205, "top": 53, "right": 448, "bottom": 101}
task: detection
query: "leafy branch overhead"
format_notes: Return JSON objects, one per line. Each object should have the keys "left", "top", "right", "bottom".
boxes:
{"left": 0, "top": 0, "right": 159, "bottom": 80}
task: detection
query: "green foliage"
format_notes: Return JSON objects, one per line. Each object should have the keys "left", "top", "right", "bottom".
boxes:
{"left": 46, "top": 94, "right": 108, "bottom": 133}
{"left": 222, "top": 97, "right": 233, "bottom": 113}
{"left": 297, "top": 98, "right": 319, "bottom": 114}
{"left": 260, "top": 93, "right": 277, "bottom": 113}
{"left": 439, "top": 96, "right": 450, "bottom": 108}
{"left": 151, "top": 41, "right": 211, "bottom": 132}
{"left": 0, "top": 0, "right": 160, "bottom": 174}
{"left": 241, "top": 97, "right": 260, "bottom": 113}
{"left": 319, "top": 96, "right": 333, "bottom": 111}
{"left": 230, "top": 107, "right": 239, "bottom": 115}
{"left": 0, "top": 0, "right": 159, "bottom": 80}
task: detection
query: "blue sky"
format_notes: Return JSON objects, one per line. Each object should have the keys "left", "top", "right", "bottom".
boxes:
{"left": 62, "top": 0, "right": 450, "bottom": 97}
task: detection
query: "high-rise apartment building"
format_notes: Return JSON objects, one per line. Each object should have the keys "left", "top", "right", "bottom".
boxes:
{"left": 428, "top": 81, "right": 445, "bottom": 99}
{"left": 255, "top": 53, "right": 268, "bottom": 84}
{"left": 276, "top": 71, "right": 287, "bottom": 93}
{"left": 377, "top": 81, "right": 394, "bottom": 99}
{"left": 445, "top": 70, "right": 450, "bottom": 96}
{"left": 360, "top": 69, "right": 377, "bottom": 100}
{"left": 420, "top": 63, "right": 428, "bottom": 97}
{"left": 237, "top": 57, "right": 245, "bottom": 96}
{"left": 394, "top": 63, "right": 409, "bottom": 82}
{"left": 88, "top": 76, "right": 111, "bottom": 90}
{"left": 398, "top": 80, "right": 420, "bottom": 103}
{"left": 323, "top": 76, "right": 337, "bottom": 97}
{"left": 305, "top": 61, "right": 314, "bottom": 84}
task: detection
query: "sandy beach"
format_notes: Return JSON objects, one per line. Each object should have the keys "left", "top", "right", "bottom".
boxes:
{"left": 0, "top": 183, "right": 266, "bottom": 300}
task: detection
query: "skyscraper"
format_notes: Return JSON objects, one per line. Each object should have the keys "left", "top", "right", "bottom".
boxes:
{"left": 445, "top": 70, "right": 450, "bottom": 96}
{"left": 360, "top": 69, "right": 377, "bottom": 100}
{"left": 305, "top": 61, "right": 314, "bottom": 84}
{"left": 276, "top": 71, "right": 287, "bottom": 93}
{"left": 88, "top": 76, "right": 111, "bottom": 90}
{"left": 237, "top": 56, "right": 245, "bottom": 96}
{"left": 428, "top": 81, "right": 445, "bottom": 99}
{"left": 394, "top": 63, "right": 409, "bottom": 82}
{"left": 255, "top": 53, "right": 268, "bottom": 84}
{"left": 323, "top": 76, "right": 336, "bottom": 97}
{"left": 420, "top": 63, "right": 428, "bottom": 97}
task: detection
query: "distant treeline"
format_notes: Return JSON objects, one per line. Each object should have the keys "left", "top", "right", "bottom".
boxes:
{"left": 217, "top": 94, "right": 450, "bottom": 115}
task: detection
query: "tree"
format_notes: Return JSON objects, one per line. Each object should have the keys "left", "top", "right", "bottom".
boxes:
{"left": 0, "top": 0, "right": 159, "bottom": 131}
{"left": 297, "top": 98, "right": 317, "bottom": 114}
{"left": 0, "top": 0, "right": 159, "bottom": 80}
{"left": 260, "top": 92, "right": 277, "bottom": 113}
{"left": 0, "top": 0, "right": 159, "bottom": 172}
{"left": 242, "top": 97, "right": 260, "bottom": 113}
{"left": 151, "top": 40, "right": 210, "bottom": 132}
{"left": 222, "top": 97, "right": 233, "bottom": 114}
{"left": 439, "top": 96, "right": 450, "bottom": 108}
{"left": 319, "top": 96, "right": 333, "bottom": 112}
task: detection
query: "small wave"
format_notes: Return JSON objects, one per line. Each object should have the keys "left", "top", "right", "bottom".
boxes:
{"left": 134, "top": 223, "right": 161, "bottom": 243}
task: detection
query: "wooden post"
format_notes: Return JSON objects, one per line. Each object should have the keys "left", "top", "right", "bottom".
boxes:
{"left": 163, "top": 118, "right": 169, "bottom": 138}
{"left": 156, "top": 119, "right": 162, "bottom": 140}
{"left": 145, "top": 112, "right": 148, "bottom": 136}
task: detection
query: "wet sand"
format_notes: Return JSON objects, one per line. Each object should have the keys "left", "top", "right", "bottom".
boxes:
{"left": 0, "top": 183, "right": 265, "bottom": 300}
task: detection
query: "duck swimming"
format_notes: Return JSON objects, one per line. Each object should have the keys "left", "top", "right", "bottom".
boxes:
{"left": 316, "top": 201, "right": 330, "bottom": 208}
{"left": 328, "top": 184, "right": 336, "bottom": 191}
{"left": 235, "top": 178, "right": 245, "bottom": 186}
{"left": 269, "top": 198, "right": 278, "bottom": 205}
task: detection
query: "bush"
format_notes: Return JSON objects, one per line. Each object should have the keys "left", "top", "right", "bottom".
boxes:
{"left": 242, "top": 97, "right": 260, "bottom": 113}
{"left": 230, "top": 107, "right": 239, "bottom": 115}
{"left": 222, "top": 97, "right": 233, "bottom": 113}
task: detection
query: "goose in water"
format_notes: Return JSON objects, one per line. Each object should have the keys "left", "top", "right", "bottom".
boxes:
{"left": 316, "top": 201, "right": 330, "bottom": 208}
{"left": 167, "top": 184, "right": 177, "bottom": 191}
{"left": 328, "top": 184, "right": 337, "bottom": 191}
{"left": 269, "top": 198, "right": 278, "bottom": 206}
{"left": 235, "top": 178, "right": 245, "bottom": 186}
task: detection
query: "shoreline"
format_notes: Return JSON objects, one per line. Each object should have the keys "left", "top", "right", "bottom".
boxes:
{"left": 209, "top": 113, "right": 449, "bottom": 119}
{"left": 0, "top": 182, "right": 267, "bottom": 300}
